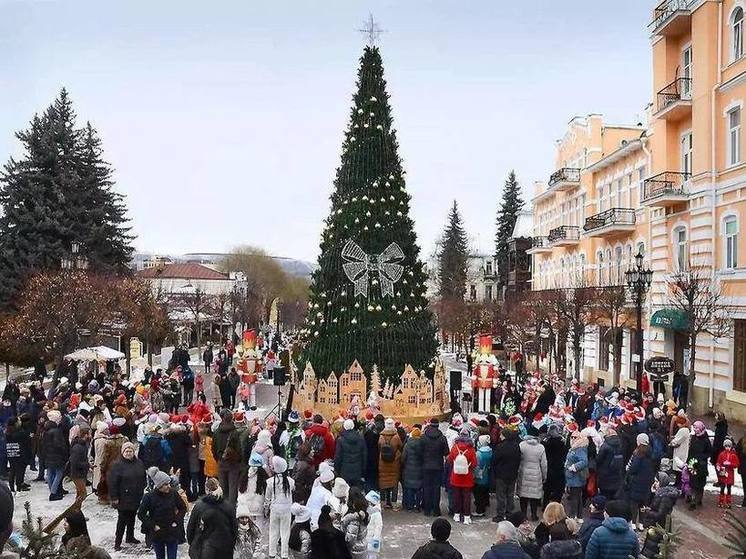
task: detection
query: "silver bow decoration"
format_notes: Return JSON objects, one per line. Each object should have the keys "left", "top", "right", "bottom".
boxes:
{"left": 342, "top": 240, "right": 405, "bottom": 297}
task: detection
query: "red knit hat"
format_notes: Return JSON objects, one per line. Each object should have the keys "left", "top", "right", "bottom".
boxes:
{"left": 303, "top": 409, "right": 313, "bottom": 419}
{"left": 201, "top": 413, "right": 213, "bottom": 425}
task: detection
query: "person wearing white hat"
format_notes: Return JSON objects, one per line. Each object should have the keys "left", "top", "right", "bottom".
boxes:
{"left": 265, "top": 456, "right": 295, "bottom": 559}
{"left": 365, "top": 490, "right": 383, "bottom": 557}
{"left": 288, "top": 503, "right": 312, "bottom": 558}
{"left": 307, "top": 468, "right": 336, "bottom": 530}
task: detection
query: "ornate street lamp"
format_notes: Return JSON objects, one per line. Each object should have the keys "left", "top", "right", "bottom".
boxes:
{"left": 625, "top": 251, "right": 653, "bottom": 394}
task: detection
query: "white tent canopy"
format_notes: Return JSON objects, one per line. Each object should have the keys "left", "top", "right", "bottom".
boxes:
{"left": 65, "top": 346, "right": 125, "bottom": 361}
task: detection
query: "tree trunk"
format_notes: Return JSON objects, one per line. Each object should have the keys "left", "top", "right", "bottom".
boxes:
{"left": 687, "top": 332, "right": 698, "bottom": 410}
{"left": 146, "top": 332, "right": 153, "bottom": 367}
{"left": 612, "top": 327, "right": 622, "bottom": 386}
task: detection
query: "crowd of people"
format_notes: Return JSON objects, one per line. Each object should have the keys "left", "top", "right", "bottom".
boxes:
{"left": 0, "top": 341, "right": 742, "bottom": 559}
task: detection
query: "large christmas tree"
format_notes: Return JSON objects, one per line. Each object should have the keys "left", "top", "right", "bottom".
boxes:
{"left": 299, "top": 45, "right": 437, "bottom": 382}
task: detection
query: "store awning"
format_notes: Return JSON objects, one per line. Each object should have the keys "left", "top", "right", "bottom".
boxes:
{"left": 650, "top": 308, "right": 689, "bottom": 331}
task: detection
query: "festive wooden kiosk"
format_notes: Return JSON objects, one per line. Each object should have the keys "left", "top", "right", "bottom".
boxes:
{"left": 291, "top": 359, "right": 450, "bottom": 424}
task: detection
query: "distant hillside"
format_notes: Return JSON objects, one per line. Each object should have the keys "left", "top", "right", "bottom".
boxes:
{"left": 132, "top": 252, "right": 316, "bottom": 279}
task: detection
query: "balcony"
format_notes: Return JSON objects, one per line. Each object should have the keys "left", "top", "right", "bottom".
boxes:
{"left": 508, "top": 269, "right": 531, "bottom": 288}
{"left": 583, "top": 208, "right": 636, "bottom": 238}
{"left": 548, "top": 167, "right": 581, "bottom": 191}
{"left": 655, "top": 78, "right": 692, "bottom": 121}
{"left": 642, "top": 171, "right": 690, "bottom": 207}
{"left": 548, "top": 225, "right": 580, "bottom": 246}
{"left": 651, "top": 0, "right": 693, "bottom": 37}
{"left": 526, "top": 236, "right": 552, "bottom": 254}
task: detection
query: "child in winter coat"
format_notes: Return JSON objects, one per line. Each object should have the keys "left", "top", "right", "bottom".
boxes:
{"left": 288, "top": 503, "right": 312, "bottom": 559}
{"left": 265, "top": 456, "right": 295, "bottom": 559}
{"left": 235, "top": 501, "right": 262, "bottom": 559}
{"left": 473, "top": 435, "right": 492, "bottom": 517}
{"left": 716, "top": 438, "right": 741, "bottom": 508}
{"left": 238, "top": 453, "right": 268, "bottom": 532}
{"left": 341, "top": 487, "right": 370, "bottom": 559}
{"left": 195, "top": 372, "right": 204, "bottom": 396}
{"left": 365, "top": 490, "right": 382, "bottom": 559}
{"left": 446, "top": 428, "right": 477, "bottom": 525}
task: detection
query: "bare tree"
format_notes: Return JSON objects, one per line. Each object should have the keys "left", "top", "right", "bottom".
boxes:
{"left": 171, "top": 287, "right": 214, "bottom": 351}
{"left": 555, "top": 276, "right": 597, "bottom": 381}
{"left": 667, "top": 263, "right": 731, "bottom": 407}
{"left": 593, "top": 284, "right": 635, "bottom": 386}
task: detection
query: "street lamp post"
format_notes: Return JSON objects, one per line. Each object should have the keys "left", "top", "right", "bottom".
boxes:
{"left": 625, "top": 251, "right": 653, "bottom": 394}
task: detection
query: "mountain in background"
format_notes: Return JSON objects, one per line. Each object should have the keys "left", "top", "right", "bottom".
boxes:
{"left": 131, "top": 252, "right": 316, "bottom": 279}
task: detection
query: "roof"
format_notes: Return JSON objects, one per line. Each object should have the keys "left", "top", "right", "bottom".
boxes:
{"left": 511, "top": 211, "right": 533, "bottom": 239}
{"left": 136, "top": 263, "right": 230, "bottom": 281}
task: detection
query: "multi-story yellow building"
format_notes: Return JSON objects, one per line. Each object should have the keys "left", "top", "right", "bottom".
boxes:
{"left": 529, "top": 0, "right": 746, "bottom": 420}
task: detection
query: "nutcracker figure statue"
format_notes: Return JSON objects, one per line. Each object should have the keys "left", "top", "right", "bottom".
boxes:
{"left": 236, "top": 329, "right": 261, "bottom": 409}
{"left": 471, "top": 334, "right": 498, "bottom": 413}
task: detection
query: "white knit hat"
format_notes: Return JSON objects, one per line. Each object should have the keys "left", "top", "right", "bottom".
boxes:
{"left": 271, "top": 455, "right": 288, "bottom": 474}
{"left": 344, "top": 419, "right": 355, "bottom": 431}
{"left": 333, "top": 477, "right": 349, "bottom": 499}
{"left": 319, "top": 469, "right": 335, "bottom": 483}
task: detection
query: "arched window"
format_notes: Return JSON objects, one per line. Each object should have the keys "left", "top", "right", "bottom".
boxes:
{"left": 734, "top": 7, "right": 744, "bottom": 61}
{"left": 615, "top": 246, "right": 623, "bottom": 285}
{"left": 674, "top": 226, "right": 688, "bottom": 270}
{"left": 636, "top": 241, "right": 646, "bottom": 259}
{"left": 560, "top": 258, "right": 566, "bottom": 287}
{"left": 597, "top": 251, "right": 604, "bottom": 285}
{"left": 725, "top": 215, "right": 739, "bottom": 269}
{"left": 606, "top": 249, "right": 613, "bottom": 285}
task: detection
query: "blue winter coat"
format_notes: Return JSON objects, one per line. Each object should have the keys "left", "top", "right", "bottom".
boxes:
{"left": 475, "top": 447, "right": 492, "bottom": 487}
{"left": 625, "top": 452, "right": 655, "bottom": 503}
{"left": 584, "top": 517, "right": 639, "bottom": 559}
{"left": 563, "top": 446, "right": 588, "bottom": 488}
{"left": 576, "top": 511, "right": 604, "bottom": 550}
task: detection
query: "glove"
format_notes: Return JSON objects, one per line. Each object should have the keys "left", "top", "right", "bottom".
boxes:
{"left": 569, "top": 465, "right": 577, "bottom": 473}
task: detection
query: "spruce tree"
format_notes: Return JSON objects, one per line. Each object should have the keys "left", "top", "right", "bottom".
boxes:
{"left": 495, "top": 170, "right": 524, "bottom": 288}
{"left": 299, "top": 46, "right": 437, "bottom": 382}
{"left": 437, "top": 200, "right": 468, "bottom": 300}
{"left": 0, "top": 89, "right": 133, "bottom": 307}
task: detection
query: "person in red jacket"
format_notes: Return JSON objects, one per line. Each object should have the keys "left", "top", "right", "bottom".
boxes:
{"left": 304, "top": 415, "right": 336, "bottom": 466}
{"left": 717, "top": 438, "right": 741, "bottom": 508}
{"left": 447, "top": 428, "right": 477, "bottom": 525}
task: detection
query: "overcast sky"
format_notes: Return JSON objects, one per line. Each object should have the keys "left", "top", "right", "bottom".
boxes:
{"left": 0, "top": 0, "right": 653, "bottom": 262}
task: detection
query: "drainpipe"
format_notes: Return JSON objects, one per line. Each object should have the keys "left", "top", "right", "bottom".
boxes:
{"left": 709, "top": 0, "right": 724, "bottom": 409}
{"left": 642, "top": 137, "right": 653, "bottom": 367}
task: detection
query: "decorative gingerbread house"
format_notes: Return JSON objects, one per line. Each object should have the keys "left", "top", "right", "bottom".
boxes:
{"left": 293, "top": 359, "right": 450, "bottom": 423}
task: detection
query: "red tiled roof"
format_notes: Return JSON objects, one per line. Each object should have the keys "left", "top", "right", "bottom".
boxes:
{"left": 137, "top": 263, "right": 230, "bottom": 281}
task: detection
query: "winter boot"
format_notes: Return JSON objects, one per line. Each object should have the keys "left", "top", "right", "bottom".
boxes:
{"left": 453, "top": 514, "right": 461, "bottom": 523}
{"left": 463, "top": 516, "right": 472, "bottom": 525}
{"left": 727, "top": 494, "right": 733, "bottom": 509}
{"left": 719, "top": 494, "right": 725, "bottom": 508}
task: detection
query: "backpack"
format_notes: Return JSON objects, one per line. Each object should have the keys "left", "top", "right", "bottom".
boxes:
{"left": 309, "top": 433, "right": 326, "bottom": 460}
{"left": 453, "top": 449, "right": 469, "bottom": 475}
{"left": 380, "top": 436, "right": 395, "bottom": 463}
{"left": 140, "top": 437, "right": 164, "bottom": 469}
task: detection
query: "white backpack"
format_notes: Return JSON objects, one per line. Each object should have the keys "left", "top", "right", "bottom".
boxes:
{"left": 453, "top": 449, "right": 469, "bottom": 475}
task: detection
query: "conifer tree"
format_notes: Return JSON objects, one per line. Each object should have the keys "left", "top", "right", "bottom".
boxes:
{"left": 495, "top": 170, "right": 525, "bottom": 288}
{"left": 437, "top": 200, "right": 469, "bottom": 300}
{"left": 0, "top": 89, "right": 133, "bottom": 308}
{"left": 299, "top": 46, "right": 437, "bottom": 381}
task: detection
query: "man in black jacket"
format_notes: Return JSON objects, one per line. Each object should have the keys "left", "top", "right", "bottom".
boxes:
{"left": 42, "top": 410, "right": 69, "bottom": 501}
{"left": 420, "top": 418, "right": 449, "bottom": 517}
{"left": 334, "top": 419, "right": 367, "bottom": 488}
{"left": 69, "top": 426, "right": 91, "bottom": 508}
{"left": 596, "top": 428, "right": 625, "bottom": 499}
{"left": 411, "top": 518, "right": 463, "bottom": 559}
{"left": 187, "top": 478, "right": 238, "bottom": 559}
{"left": 109, "top": 441, "right": 147, "bottom": 551}
{"left": 492, "top": 429, "right": 521, "bottom": 522}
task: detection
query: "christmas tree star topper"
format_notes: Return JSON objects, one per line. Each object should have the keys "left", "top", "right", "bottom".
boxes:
{"left": 358, "top": 14, "right": 385, "bottom": 46}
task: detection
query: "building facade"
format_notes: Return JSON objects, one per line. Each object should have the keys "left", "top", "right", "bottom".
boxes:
{"left": 467, "top": 254, "right": 499, "bottom": 303}
{"left": 527, "top": 0, "right": 746, "bottom": 419}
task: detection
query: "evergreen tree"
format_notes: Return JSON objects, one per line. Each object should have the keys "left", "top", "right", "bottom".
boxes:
{"left": 299, "top": 46, "right": 437, "bottom": 382}
{"left": 437, "top": 200, "right": 468, "bottom": 300}
{"left": 495, "top": 170, "right": 524, "bottom": 288}
{"left": 0, "top": 89, "right": 133, "bottom": 307}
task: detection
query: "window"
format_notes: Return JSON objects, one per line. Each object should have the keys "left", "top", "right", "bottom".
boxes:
{"left": 615, "top": 246, "right": 623, "bottom": 285}
{"left": 675, "top": 227, "right": 688, "bottom": 270}
{"left": 681, "top": 132, "right": 693, "bottom": 175}
{"left": 616, "top": 179, "right": 623, "bottom": 208}
{"left": 606, "top": 249, "right": 613, "bottom": 284}
{"left": 637, "top": 167, "right": 646, "bottom": 204}
{"left": 469, "top": 285, "right": 476, "bottom": 301}
{"left": 734, "top": 8, "right": 744, "bottom": 62}
{"left": 682, "top": 46, "right": 692, "bottom": 98}
{"left": 408, "top": 395, "right": 417, "bottom": 404}
{"left": 598, "top": 326, "right": 610, "bottom": 371}
{"left": 597, "top": 252, "right": 604, "bottom": 285}
{"left": 486, "top": 285, "right": 493, "bottom": 301}
{"left": 729, "top": 107, "right": 742, "bottom": 166}
{"left": 726, "top": 216, "right": 739, "bottom": 269}
{"left": 486, "top": 260, "right": 493, "bottom": 276}
{"left": 637, "top": 241, "right": 646, "bottom": 258}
